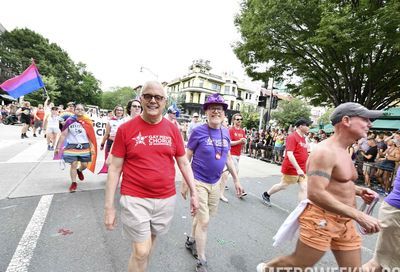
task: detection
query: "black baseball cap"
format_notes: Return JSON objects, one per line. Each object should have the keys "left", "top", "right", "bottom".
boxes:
{"left": 330, "top": 102, "right": 383, "bottom": 125}
{"left": 294, "top": 118, "right": 312, "bottom": 127}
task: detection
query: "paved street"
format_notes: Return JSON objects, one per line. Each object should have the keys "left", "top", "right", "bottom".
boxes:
{"left": 0, "top": 123, "right": 380, "bottom": 272}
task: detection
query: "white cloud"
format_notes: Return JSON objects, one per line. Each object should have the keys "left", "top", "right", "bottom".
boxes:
{"left": 1, "top": 0, "right": 250, "bottom": 89}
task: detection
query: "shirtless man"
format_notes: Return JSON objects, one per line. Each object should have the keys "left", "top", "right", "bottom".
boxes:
{"left": 257, "top": 102, "right": 382, "bottom": 271}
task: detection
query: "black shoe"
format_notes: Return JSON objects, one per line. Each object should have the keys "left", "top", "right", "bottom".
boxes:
{"left": 21, "top": 134, "right": 24, "bottom": 139}
{"left": 262, "top": 192, "right": 271, "bottom": 206}
{"left": 196, "top": 259, "right": 208, "bottom": 272}
{"left": 23, "top": 133, "right": 28, "bottom": 138}
{"left": 185, "top": 236, "right": 198, "bottom": 258}
{"left": 33, "top": 134, "right": 37, "bottom": 137}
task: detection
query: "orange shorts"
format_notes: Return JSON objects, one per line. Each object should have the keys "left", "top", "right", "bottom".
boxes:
{"left": 299, "top": 203, "right": 361, "bottom": 252}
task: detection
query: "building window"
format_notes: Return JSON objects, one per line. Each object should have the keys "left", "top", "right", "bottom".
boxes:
{"left": 190, "top": 93, "right": 194, "bottom": 103}
{"left": 236, "top": 104, "right": 241, "bottom": 111}
{"left": 211, "top": 83, "right": 221, "bottom": 91}
{"left": 199, "top": 80, "right": 204, "bottom": 88}
{"left": 238, "top": 90, "right": 242, "bottom": 98}
{"left": 224, "top": 86, "right": 230, "bottom": 94}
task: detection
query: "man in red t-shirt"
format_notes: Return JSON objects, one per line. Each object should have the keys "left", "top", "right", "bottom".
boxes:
{"left": 104, "top": 81, "right": 199, "bottom": 272}
{"left": 261, "top": 118, "right": 311, "bottom": 206}
{"left": 220, "top": 113, "right": 247, "bottom": 202}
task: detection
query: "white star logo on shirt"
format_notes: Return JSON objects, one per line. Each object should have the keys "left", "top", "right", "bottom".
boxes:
{"left": 133, "top": 132, "right": 147, "bottom": 146}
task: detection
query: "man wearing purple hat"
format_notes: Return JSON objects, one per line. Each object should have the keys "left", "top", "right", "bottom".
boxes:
{"left": 257, "top": 102, "right": 382, "bottom": 272}
{"left": 181, "top": 93, "right": 245, "bottom": 272}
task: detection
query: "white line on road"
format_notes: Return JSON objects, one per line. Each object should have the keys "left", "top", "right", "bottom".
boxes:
{"left": 6, "top": 194, "right": 53, "bottom": 272}
{"left": 7, "top": 142, "right": 47, "bottom": 163}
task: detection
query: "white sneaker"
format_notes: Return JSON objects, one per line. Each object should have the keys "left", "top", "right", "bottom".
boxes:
{"left": 220, "top": 196, "right": 229, "bottom": 203}
{"left": 256, "top": 263, "right": 266, "bottom": 272}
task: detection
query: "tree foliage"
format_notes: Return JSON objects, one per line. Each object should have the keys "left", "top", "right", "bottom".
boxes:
{"left": 271, "top": 98, "right": 311, "bottom": 129}
{"left": 234, "top": 0, "right": 400, "bottom": 109}
{"left": 101, "top": 87, "right": 139, "bottom": 110}
{"left": 0, "top": 28, "right": 102, "bottom": 106}
{"left": 241, "top": 104, "right": 259, "bottom": 129}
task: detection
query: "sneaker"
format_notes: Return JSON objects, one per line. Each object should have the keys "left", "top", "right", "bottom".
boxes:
{"left": 21, "top": 134, "right": 24, "bottom": 139}
{"left": 33, "top": 134, "right": 37, "bottom": 137}
{"left": 196, "top": 259, "right": 208, "bottom": 272}
{"left": 256, "top": 263, "right": 267, "bottom": 272}
{"left": 23, "top": 134, "right": 28, "bottom": 138}
{"left": 220, "top": 196, "right": 229, "bottom": 203}
{"left": 77, "top": 169, "right": 84, "bottom": 181}
{"left": 69, "top": 182, "right": 77, "bottom": 193}
{"left": 47, "top": 145, "right": 51, "bottom": 151}
{"left": 240, "top": 192, "right": 247, "bottom": 198}
{"left": 262, "top": 192, "right": 271, "bottom": 206}
{"left": 185, "top": 236, "right": 198, "bottom": 258}
{"left": 224, "top": 186, "right": 229, "bottom": 190}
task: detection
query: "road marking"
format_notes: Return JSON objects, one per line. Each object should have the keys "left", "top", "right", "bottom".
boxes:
{"left": 7, "top": 142, "right": 47, "bottom": 163}
{"left": 6, "top": 194, "right": 53, "bottom": 272}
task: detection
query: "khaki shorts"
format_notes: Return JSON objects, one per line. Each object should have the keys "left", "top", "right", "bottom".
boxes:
{"left": 195, "top": 180, "right": 221, "bottom": 223}
{"left": 299, "top": 203, "right": 361, "bottom": 252}
{"left": 120, "top": 195, "right": 176, "bottom": 243}
{"left": 373, "top": 201, "right": 400, "bottom": 269}
{"left": 281, "top": 174, "right": 307, "bottom": 185}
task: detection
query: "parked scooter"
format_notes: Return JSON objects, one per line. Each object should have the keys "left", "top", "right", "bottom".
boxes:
{"left": 2, "top": 114, "right": 19, "bottom": 125}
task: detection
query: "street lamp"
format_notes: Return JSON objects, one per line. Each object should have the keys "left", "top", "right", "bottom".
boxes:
{"left": 140, "top": 66, "right": 159, "bottom": 80}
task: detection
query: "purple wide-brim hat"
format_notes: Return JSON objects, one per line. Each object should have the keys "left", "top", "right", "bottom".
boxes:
{"left": 203, "top": 93, "right": 228, "bottom": 111}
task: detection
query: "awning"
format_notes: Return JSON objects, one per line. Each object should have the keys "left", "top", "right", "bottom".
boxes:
{"left": 372, "top": 119, "right": 400, "bottom": 130}
{"left": 309, "top": 123, "right": 334, "bottom": 134}
{"left": 0, "top": 93, "right": 17, "bottom": 101}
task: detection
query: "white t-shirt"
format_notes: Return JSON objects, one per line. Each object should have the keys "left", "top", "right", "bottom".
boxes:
{"left": 66, "top": 122, "right": 88, "bottom": 144}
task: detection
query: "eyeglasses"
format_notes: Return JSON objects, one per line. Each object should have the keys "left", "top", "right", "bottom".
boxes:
{"left": 193, "top": 116, "right": 199, "bottom": 118}
{"left": 207, "top": 106, "right": 224, "bottom": 112}
{"left": 141, "top": 94, "right": 165, "bottom": 102}
{"left": 116, "top": 109, "right": 124, "bottom": 111}
{"left": 235, "top": 118, "right": 243, "bottom": 121}
{"left": 131, "top": 105, "right": 141, "bottom": 109}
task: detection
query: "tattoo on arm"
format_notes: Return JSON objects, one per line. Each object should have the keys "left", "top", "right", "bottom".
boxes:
{"left": 307, "top": 170, "right": 331, "bottom": 180}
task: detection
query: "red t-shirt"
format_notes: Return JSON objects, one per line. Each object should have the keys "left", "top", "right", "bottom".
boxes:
{"left": 112, "top": 117, "right": 185, "bottom": 198}
{"left": 229, "top": 127, "right": 245, "bottom": 156}
{"left": 281, "top": 131, "right": 308, "bottom": 175}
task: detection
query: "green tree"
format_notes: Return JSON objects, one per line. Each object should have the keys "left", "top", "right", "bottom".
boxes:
{"left": 271, "top": 98, "right": 311, "bottom": 129}
{"left": 101, "top": 87, "right": 138, "bottom": 109}
{"left": 318, "top": 108, "right": 335, "bottom": 126}
{"left": 234, "top": 0, "right": 400, "bottom": 109}
{"left": 0, "top": 28, "right": 102, "bottom": 105}
{"left": 241, "top": 104, "right": 259, "bottom": 129}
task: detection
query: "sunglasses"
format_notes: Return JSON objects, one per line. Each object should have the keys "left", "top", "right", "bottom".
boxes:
{"left": 141, "top": 94, "right": 165, "bottom": 102}
{"left": 131, "top": 105, "right": 141, "bottom": 109}
{"left": 235, "top": 118, "right": 243, "bottom": 121}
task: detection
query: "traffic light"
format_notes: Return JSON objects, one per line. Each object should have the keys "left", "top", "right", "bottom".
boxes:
{"left": 258, "top": 96, "right": 267, "bottom": 107}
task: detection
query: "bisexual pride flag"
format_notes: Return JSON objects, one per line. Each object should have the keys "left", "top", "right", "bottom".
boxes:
{"left": 0, "top": 63, "right": 45, "bottom": 98}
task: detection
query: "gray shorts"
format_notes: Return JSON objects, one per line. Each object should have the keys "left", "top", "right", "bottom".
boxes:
{"left": 120, "top": 194, "right": 176, "bottom": 242}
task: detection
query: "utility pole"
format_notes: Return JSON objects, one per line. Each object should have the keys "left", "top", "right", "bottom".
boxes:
{"left": 265, "top": 78, "right": 274, "bottom": 130}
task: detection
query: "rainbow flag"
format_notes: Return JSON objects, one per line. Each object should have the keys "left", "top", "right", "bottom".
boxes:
{"left": 0, "top": 63, "right": 45, "bottom": 98}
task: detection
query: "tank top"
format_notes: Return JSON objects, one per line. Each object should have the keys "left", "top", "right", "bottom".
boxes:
{"left": 109, "top": 118, "right": 125, "bottom": 137}
{"left": 47, "top": 115, "right": 60, "bottom": 129}
{"left": 35, "top": 109, "right": 45, "bottom": 120}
